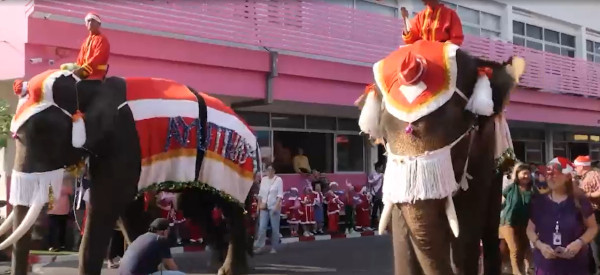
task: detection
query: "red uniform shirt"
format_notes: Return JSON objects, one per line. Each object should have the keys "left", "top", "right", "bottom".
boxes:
{"left": 77, "top": 33, "right": 110, "bottom": 80}
{"left": 402, "top": 3, "right": 464, "bottom": 46}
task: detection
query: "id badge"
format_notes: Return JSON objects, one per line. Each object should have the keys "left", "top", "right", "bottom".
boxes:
{"left": 553, "top": 232, "right": 562, "bottom": 246}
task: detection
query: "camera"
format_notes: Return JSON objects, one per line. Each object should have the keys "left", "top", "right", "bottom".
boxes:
{"left": 29, "top": 58, "right": 42, "bottom": 64}
{"left": 48, "top": 59, "right": 55, "bottom": 65}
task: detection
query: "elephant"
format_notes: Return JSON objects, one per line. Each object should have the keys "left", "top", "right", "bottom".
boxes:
{"left": 355, "top": 40, "right": 525, "bottom": 275}
{"left": 3, "top": 69, "right": 259, "bottom": 275}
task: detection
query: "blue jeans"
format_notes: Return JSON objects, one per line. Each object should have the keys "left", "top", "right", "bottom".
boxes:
{"left": 150, "top": 270, "right": 186, "bottom": 275}
{"left": 255, "top": 209, "right": 281, "bottom": 250}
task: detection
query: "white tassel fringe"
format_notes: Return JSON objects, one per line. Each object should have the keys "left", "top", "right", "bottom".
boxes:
{"left": 466, "top": 75, "right": 494, "bottom": 116}
{"left": 72, "top": 116, "right": 87, "bottom": 148}
{"left": 358, "top": 91, "right": 383, "bottom": 139}
{"left": 9, "top": 168, "right": 65, "bottom": 207}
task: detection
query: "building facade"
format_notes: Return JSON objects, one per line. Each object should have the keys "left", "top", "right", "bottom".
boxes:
{"left": 1, "top": 0, "right": 600, "bottom": 199}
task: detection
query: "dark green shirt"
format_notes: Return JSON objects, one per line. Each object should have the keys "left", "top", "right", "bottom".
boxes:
{"left": 500, "top": 183, "right": 534, "bottom": 227}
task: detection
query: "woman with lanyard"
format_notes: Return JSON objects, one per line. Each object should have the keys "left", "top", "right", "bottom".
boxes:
{"left": 527, "top": 157, "right": 598, "bottom": 274}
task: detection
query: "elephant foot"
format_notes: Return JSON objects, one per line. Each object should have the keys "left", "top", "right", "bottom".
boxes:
{"left": 217, "top": 262, "right": 249, "bottom": 275}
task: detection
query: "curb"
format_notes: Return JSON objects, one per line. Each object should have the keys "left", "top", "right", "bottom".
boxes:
{"left": 33, "top": 231, "right": 380, "bottom": 265}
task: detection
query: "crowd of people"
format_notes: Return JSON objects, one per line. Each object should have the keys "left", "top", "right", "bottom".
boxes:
{"left": 500, "top": 156, "right": 600, "bottom": 275}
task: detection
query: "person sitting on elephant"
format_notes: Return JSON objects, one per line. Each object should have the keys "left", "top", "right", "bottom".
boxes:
{"left": 61, "top": 12, "right": 110, "bottom": 80}
{"left": 119, "top": 218, "right": 185, "bottom": 275}
{"left": 400, "top": 0, "right": 464, "bottom": 46}
{"left": 527, "top": 157, "right": 598, "bottom": 275}
{"left": 500, "top": 163, "right": 534, "bottom": 275}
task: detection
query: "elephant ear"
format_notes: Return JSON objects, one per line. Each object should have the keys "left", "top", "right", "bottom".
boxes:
{"left": 504, "top": 56, "right": 526, "bottom": 84}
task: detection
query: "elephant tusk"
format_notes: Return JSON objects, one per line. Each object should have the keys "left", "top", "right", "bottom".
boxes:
{"left": 0, "top": 201, "right": 43, "bottom": 250}
{"left": 378, "top": 202, "right": 393, "bottom": 235}
{"left": 445, "top": 196, "right": 459, "bottom": 238}
{"left": 0, "top": 211, "right": 15, "bottom": 237}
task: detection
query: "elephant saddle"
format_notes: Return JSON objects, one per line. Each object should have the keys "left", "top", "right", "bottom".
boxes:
{"left": 124, "top": 78, "right": 257, "bottom": 203}
{"left": 373, "top": 40, "right": 460, "bottom": 123}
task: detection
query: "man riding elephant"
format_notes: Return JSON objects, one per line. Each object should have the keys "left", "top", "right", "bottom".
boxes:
{"left": 61, "top": 12, "right": 110, "bottom": 80}
{"left": 3, "top": 69, "right": 257, "bottom": 275}
{"left": 356, "top": 40, "right": 525, "bottom": 274}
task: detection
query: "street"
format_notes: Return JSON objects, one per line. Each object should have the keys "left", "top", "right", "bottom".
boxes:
{"left": 12, "top": 235, "right": 394, "bottom": 275}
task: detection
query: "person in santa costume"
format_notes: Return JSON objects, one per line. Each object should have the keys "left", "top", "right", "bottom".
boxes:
{"left": 61, "top": 12, "right": 110, "bottom": 80}
{"left": 399, "top": 0, "right": 464, "bottom": 46}
{"left": 324, "top": 182, "right": 344, "bottom": 234}
{"left": 300, "top": 185, "right": 316, "bottom": 237}
{"left": 354, "top": 185, "right": 372, "bottom": 231}
{"left": 312, "top": 183, "right": 325, "bottom": 235}
{"left": 286, "top": 188, "right": 302, "bottom": 237}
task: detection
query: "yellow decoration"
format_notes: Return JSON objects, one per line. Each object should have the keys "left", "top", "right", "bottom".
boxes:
{"left": 47, "top": 185, "right": 54, "bottom": 210}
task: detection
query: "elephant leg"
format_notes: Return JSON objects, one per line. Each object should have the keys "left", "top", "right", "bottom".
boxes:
{"left": 219, "top": 205, "right": 249, "bottom": 275}
{"left": 11, "top": 205, "right": 32, "bottom": 275}
{"left": 391, "top": 203, "right": 423, "bottom": 275}
{"left": 399, "top": 199, "right": 453, "bottom": 275}
{"left": 79, "top": 202, "right": 121, "bottom": 275}
{"left": 482, "top": 174, "right": 502, "bottom": 275}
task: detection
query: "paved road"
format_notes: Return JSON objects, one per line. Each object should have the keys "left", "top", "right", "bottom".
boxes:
{"left": 9, "top": 235, "right": 394, "bottom": 275}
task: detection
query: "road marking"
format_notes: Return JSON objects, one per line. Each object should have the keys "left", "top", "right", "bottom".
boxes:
{"left": 255, "top": 263, "right": 337, "bottom": 273}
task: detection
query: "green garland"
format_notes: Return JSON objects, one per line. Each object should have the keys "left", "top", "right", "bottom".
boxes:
{"left": 494, "top": 147, "right": 520, "bottom": 174}
{"left": 137, "top": 180, "right": 244, "bottom": 207}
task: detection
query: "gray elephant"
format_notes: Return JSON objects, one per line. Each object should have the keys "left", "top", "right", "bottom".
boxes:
{"left": 356, "top": 40, "right": 525, "bottom": 275}
{"left": 3, "top": 70, "right": 259, "bottom": 275}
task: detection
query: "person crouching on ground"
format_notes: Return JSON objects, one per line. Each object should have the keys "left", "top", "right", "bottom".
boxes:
{"left": 119, "top": 218, "right": 185, "bottom": 275}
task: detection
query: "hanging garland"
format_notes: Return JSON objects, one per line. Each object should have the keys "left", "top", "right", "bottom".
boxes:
{"left": 495, "top": 147, "right": 519, "bottom": 174}
{"left": 137, "top": 181, "right": 244, "bottom": 208}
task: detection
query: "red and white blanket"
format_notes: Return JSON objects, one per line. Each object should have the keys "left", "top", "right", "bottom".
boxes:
{"left": 124, "top": 78, "right": 257, "bottom": 203}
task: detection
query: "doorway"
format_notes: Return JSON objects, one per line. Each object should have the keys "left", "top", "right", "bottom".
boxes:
{"left": 568, "top": 142, "right": 589, "bottom": 159}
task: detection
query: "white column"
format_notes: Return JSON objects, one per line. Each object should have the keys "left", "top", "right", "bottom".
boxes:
{"left": 502, "top": 4, "right": 513, "bottom": 42}
{"left": 576, "top": 26, "right": 587, "bottom": 60}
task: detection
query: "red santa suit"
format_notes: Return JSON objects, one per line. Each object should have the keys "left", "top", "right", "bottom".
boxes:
{"left": 354, "top": 186, "right": 371, "bottom": 229}
{"left": 324, "top": 191, "right": 344, "bottom": 233}
{"left": 300, "top": 191, "right": 316, "bottom": 225}
{"left": 286, "top": 194, "right": 302, "bottom": 225}
{"left": 76, "top": 13, "right": 110, "bottom": 80}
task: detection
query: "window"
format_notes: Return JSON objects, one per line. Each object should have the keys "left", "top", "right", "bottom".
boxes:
{"left": 336, "top": 134, "right": 364, "bottom": 172}
{"left": 591, "top": 143, "right": 600, "bottom": 161}
{"left": 271, "top": 113, "right": 304, "bottom": 128}
{"left": 256, "top": 130, "right": 273, "bottom": 167}
{"left": 513, "top": 21, "right": 576, "bottom": 57}
{"left": 337, "top": 118, "right": 360, "bottom": 132}
{"left": 272, "top": 131, "right": 334, "bottom": 173}
{"left": 586, "top": 39, "right": 600, "bottom": 63}
{"left": 306, "top": 115, "right": 336, "bottom": 130}
{"left": 326, "top": 0, "right": 398, "bottom": 18}
{"left": 237, "top": 111, "right": 270, "bottom": 127}
{"left": 442, "top": 1, "right": 501, "bottom": 38}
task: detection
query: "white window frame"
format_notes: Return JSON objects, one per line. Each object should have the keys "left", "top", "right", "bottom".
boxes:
{"left": 441, "top": 1, "right": 501, "bottom": 39}
{"left": 512, "top": 20, "right": 576, "bottom": 58}
{"left": 586, "top": 39, "right": 600, "bottom": 63}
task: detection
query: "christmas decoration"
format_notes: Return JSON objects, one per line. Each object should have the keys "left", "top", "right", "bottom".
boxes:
{"left": 137, "top": 180, "right": 244, "bottom": 207}
{"left": 494, "top": 147, "right": 518, "bottom": 174}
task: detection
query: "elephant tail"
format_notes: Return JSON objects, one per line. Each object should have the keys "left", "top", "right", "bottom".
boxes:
{"left": 378, "top": 202, "right": 393, "bottom": 235}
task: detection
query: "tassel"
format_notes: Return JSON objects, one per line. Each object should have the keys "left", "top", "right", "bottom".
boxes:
{"left": 72, "top": 110, "right": 87, "bottom": 148}
{"left": 465, "top": 67, "right": 494, "bottom": 116}
{"left": 358, "top": 89, "right": 383, "bottom": 139}
{"left": 47, "top": 186, "right": 54, "bottom": 210}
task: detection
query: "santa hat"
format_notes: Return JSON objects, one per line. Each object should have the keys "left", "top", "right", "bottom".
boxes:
{"left": 85, "top": 12, "right": 101, "bottom": 23}
{"left": 574, "top": 155, "right": 592, "bottom": 167}
{"left": 397, "top": 51, "right": 428, "bottom": 103}
{"left": 290, "top": 187, "right": 298, "bottom": 193}
{"left": 354, "top": 185, "right": 362, "bottom": 193}
{"left": 329, "top": 182, "right": 338, "bottom": 187}
{"left": 548, "top": 157, "right": 575, "bottom": 174}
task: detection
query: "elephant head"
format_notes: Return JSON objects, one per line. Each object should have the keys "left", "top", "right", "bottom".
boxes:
{"left": 356, "top": 41, "right": 525, "bottom": 235}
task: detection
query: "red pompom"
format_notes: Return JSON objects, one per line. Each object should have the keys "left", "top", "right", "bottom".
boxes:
{"left": 12, "top": 79, "right": 25, "bottom": 96}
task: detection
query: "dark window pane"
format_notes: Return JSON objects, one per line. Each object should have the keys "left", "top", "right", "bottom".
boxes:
{"left": 545, "top": 44, "right": 561, "bottom": 55}
{"left": 526, "top": 40, "right": 543, "bottom": 51}
{"left": 587, "top": 40, "right": 594, "bottom": 52}
{"left": 337, "top": 118, "right": 360, "bottom": 132}
{"left": 561, "top": 48, "right": 575, "bottom": 58}
{"left": 589, "top": 54, "right": 595, "bottom": 62}
{"left": 271, "top": 113, "right": 304, "bottom": 128}
{"left": 526, "top": 24, "right": 542, "bottom": 39}
{"left": 336, "top": 134, "right": 364, "bottom": 172}
{"left": 513, "top": 36, "right": 525, "bottom": 46}
{"left": 256, "top": 130, "right": 271, "bottom": 148}
{"left": 513, "top": 21, "right": 525, "bottom": 35}
{"left": 273, "top": 131, "right": 334, "bottom": 173}
{"left": 595, "top": 42, "right": 600, "bottom": 53}
{"left": 595, "top": 56, "right": 600, "bottom": 63}
{"left": 237, "top": 111, "right": 270, "bottom": 127}
{"left": 306, "top": 115, "right": 336, "bottom": 130}
{"left": 560, "top": 33, "right": 575, "bottom": 47}
{"left": 544, "top": 29, "right": 559, "bottom": 43}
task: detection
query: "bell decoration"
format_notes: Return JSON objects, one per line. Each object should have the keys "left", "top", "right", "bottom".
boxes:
{"left": 405, "top": 123, "right": 414, "bottom": 135}
{"left": 47, "top": 185, "right": 54, "bottom": 210}
{"left": 72, "top": 110, "right": 87, "bottom": 148}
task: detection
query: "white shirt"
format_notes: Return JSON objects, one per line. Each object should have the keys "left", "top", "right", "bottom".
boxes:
{"left": 258, "top": 175, "right": 284, "bottom": 210}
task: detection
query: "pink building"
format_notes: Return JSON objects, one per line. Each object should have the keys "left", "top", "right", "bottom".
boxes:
{"left": 1, "top": 0, "right": 600, "bottom": 198}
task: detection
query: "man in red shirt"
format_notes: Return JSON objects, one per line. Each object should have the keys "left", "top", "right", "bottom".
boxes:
{"left": 61, "top": 12, "right": 110, "bottom": 80}
{"left": 400, "top": 0, "right": 464, "bottom": 46}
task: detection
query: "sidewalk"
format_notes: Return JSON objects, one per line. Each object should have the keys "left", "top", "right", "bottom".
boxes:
{"left": 30, "top": 230, "right": 380, "bottom": 266}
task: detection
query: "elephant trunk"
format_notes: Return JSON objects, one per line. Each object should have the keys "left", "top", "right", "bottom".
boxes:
{"left": 0, "top": 212, "right": 15, "bottom": 237}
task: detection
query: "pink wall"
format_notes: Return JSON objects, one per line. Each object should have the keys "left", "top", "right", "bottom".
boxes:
{"left": 0, "top": 1, "right": 30, "bottom": 80}
{"left": 279, "top": 173, "right": 367, "bottom": 191}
